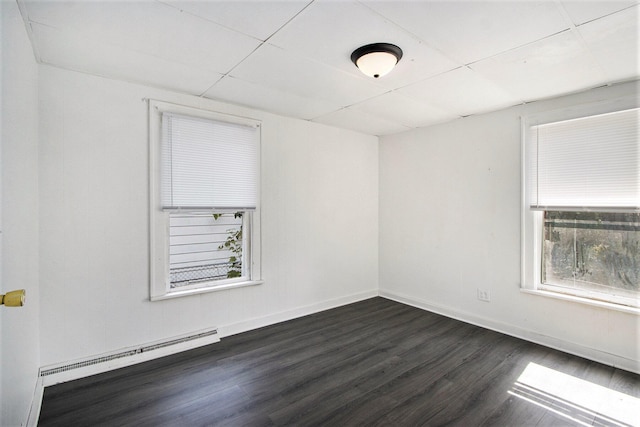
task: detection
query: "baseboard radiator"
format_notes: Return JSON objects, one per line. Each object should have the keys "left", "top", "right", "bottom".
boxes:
{"left": 39, "top": 327, "right": 219, "bottom": 386}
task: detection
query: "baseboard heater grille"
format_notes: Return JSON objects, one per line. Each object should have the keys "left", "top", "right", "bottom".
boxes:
{"left": 40, "top": 328, "right": 218, "bottom": 378}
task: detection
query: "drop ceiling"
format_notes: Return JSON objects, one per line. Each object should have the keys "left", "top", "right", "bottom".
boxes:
{"left": 17, "top": 0, "right": 640, "bottom": 136}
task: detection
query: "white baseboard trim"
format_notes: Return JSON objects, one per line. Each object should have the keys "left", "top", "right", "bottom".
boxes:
{"left": 379, "top": 289, "right": 639, "bottom": 375}
{"left": 26, "top": 376, "right": 43, "bottom": 427}
{"left": 218, "top": 289, "right": 379, "bottom": 338}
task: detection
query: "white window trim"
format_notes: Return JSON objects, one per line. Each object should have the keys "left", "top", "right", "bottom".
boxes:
{"left": 149, "top": 100, "right": 262, "bottom": 301}
{"left": 520, "top": 96, "right": 639, "bottom": 314}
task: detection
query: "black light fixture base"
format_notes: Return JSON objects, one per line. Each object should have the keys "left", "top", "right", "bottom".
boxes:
{"left": 351, "top": 43, "right": 403, "bottom": 67}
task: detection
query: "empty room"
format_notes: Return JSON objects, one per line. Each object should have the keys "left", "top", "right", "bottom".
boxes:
{"left": 1, "top": 0, "right": 639, "bottom": 425}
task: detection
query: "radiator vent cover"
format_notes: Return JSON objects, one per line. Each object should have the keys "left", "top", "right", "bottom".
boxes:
{"left": 40, "top": 328, "right": 218, "bottom": 378}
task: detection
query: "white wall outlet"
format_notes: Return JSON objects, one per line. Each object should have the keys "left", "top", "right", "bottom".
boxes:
{"left": 477, "top": 289, "right": 491, "bottom": 302}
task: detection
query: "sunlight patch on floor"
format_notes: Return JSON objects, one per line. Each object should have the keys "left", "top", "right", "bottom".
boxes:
{"left": 509, "top": 362, "right": 639, "bottom": 427}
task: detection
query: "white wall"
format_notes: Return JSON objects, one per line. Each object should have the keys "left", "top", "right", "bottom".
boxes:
{"left": 38, "top": 65, "right": 379, "bottom": 366}
{"left": 1, "top": 0, "right": 41, "bottom": 425}
{"left": 379, "top": 81, "right": 639, "bottom": 373}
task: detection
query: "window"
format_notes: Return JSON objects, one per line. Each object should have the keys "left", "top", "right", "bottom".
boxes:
{"left": 522, "top": 99, "right": 639, "bottom": 310}
{"left": 149, "top": 100, "right": 262, "bottom": 300}
{"left": 542, "top": 211, "right": 639, "bottom": 306}
{"left": 169, "top": 211, "right": 248, "bottom": 287}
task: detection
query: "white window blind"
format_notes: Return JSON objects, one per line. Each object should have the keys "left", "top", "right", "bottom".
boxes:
{"left": 161, "top": 112, "right": 259, "bottom": 210}
{"left": 528, "top": 108, "right": 639, "bottom": 211}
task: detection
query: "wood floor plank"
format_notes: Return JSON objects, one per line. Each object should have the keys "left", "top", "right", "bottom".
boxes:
{"left": 38, "top": 297, "right": 640, "bottom": 427}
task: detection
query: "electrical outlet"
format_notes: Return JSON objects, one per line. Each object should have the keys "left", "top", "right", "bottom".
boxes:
{"left": 477, "top": 289, "right": 491, "bottom": 302}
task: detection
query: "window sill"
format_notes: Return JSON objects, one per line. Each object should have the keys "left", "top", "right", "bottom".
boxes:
{"left": 520, "top": 288, "right": 639, "bottom": 315}
{"left": 150, "top": 280, "right": 264, "bottom": 301}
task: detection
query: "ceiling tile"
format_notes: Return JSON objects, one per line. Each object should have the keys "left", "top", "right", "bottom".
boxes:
{"left": 560, "top": 0, "right": 638, "bottom": 25}
{"left": 229, "top": 43, "right": 387, "bottom": 107}
{"left": 350, "top": 92, "right": 459, "bottom": 128}
{"left": 470, "top": 30, "right": 609, "bottom": 102}
{"left": 160, "top": 0, "right": 312, "bottom": 41}
{"left": 363, "top": 0, "right": 570, "bottom": 64}
{"left": 204, "top": 76, "right": 340, "bottom": 120}
{"left": 397, "top": 67, "right": 521, "bottom": 117}
{"left": 578, "top": 5, "right": 640, "bottom": 82}
{"left": 32, "top": 23, "right": 221, "bottom": 96}
{"left": 22, "top": 0, "right": 261, "bottom": 74}
{"left": 268, "top": 0, "right": 460, "bottom": 87}
{"left": 313, "top": 108, "right": 411, "bottom": 136}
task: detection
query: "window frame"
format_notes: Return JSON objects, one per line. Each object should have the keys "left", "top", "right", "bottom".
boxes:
{"left": 521, "top": 96, "right": 639, "bottom": 313}
{"left": 149, "top": 100, "right": 262, "bottom": 301}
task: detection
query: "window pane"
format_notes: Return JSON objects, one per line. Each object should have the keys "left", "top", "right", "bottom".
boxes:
{"left": 169, "top": 211, "right": 245, "bottom": 288}
{"left": 542, "top": 211, "right": 640, "bottom": 304}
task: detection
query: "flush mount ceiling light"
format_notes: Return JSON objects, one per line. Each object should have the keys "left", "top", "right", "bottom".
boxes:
{"left": 351, "top": 43, "right": 403, "bottom": 79}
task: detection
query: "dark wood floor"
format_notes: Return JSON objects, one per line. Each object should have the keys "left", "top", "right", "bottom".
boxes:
{"left": 39, "top": 297, "right": 639, "bottom": 426}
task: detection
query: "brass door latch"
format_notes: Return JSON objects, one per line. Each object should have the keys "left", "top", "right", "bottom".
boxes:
{"left": 0, "top": 289, "right": 26, "bottom": 307}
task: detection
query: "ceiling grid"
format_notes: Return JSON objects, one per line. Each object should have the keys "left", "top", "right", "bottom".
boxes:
{"left": 17, "top": 0, "right": 639, "bottom": 136}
